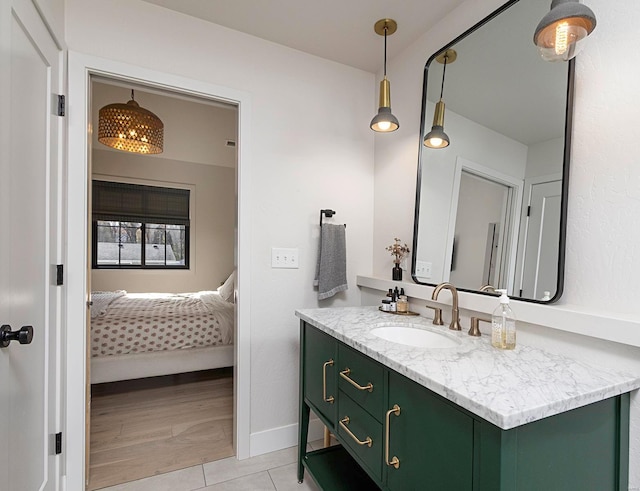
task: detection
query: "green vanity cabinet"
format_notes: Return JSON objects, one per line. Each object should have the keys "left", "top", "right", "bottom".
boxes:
{"left": 298, "top": 321, "right": 631, "bottom": 491}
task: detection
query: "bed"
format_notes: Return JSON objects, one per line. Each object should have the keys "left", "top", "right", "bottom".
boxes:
{"left": 90, "top": 275, "right": 235, "bottom": 384}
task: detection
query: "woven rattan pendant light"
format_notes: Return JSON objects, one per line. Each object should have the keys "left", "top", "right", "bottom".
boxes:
{"left": 98, "top": 90, "right": 164, "bottom": 154}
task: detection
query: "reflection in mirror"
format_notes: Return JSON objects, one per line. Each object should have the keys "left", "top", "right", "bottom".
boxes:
{"left": 412, "top": 0, "right": 573, "bottom": 303}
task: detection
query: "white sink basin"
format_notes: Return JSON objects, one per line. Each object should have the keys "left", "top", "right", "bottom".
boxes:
{"left": 371, "top": 325, "right": 460, "bottom": 349}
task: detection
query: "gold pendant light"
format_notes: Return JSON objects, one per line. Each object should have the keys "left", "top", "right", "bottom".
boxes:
{"left": 98, "top": 90, "right": 164, "bottom": 154}
{"left": 370, "top": 19, "right": 399, "bottom": 133}
{"left": 424, "top": 49, "right": 456, "bottom": 149}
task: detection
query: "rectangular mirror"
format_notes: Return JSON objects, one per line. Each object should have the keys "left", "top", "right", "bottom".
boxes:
{"left": 412, "top": 0, "right": 574, "bottom": 303}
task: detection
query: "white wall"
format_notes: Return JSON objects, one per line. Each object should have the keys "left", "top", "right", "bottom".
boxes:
{"left": 525, "top": 137, "right": 563, "bottom": 179}
{"left": 373, "top": 0, "right": 640, "bottom": 487}
{"left": 91, "top": 149, "right": 235, "bottom": 293}
{"left": 34, "top": 0, "right": 64, "bottom": 44}
{"left": 65, "top": 0, "right": 375, "bottom": 449}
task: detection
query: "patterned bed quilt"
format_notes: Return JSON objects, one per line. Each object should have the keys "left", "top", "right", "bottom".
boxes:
{"left": 90, "top": 291, "right": 234, "bottom": 357}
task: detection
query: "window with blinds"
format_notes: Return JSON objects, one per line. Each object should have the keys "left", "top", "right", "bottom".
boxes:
{"left": 92, "top": 180, "right": 190, "bottom": 269}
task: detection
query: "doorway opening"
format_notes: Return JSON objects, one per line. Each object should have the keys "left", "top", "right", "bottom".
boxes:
{"left": 66, "top": 53, "right": 252, "bottom": 490}
{"left": 86, "top": 77, "right": 239, "bottom": 489}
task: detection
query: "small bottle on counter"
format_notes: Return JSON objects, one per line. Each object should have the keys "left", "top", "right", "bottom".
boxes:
{"left": 397, "top": 294, "right": 408, "bottom": 313}
{"left": 491, "top": 289, "right": 516, "bottom": 350}
{"left": 389, "top": 291, "right": 398, "bottom": 312}
{"left": 381, "top": 299, "right": 391, "bottom": 312}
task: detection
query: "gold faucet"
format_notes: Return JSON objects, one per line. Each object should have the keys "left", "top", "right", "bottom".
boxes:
{"left": 424, "top": 304, "right": 444, "bottom": 325}
{"left": 431, "top": 282, "right": 462, "bottom": 331}
{"left": 479, "top": 284, "right": 497, "bottom": 293}
{"left": 469, "top": 317, "right": 491, "bottom": 337}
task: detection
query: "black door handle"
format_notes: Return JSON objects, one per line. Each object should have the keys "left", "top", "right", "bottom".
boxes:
{"left": 1, "top": 325, "right": 34, "bottom": 348}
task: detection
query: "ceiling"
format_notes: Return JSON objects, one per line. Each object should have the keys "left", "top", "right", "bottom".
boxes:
{"left": 139, "top": 0, "right": 566, "bottom": 147}
{"left": 141, "top": 0, "right": 467, "bottom": 73}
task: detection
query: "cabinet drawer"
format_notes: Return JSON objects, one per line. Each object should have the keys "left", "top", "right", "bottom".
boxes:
{"left": 338, "top": 344, "right": 385, "bottom": 422}
{"left": 337, "top": 391, "right": 383, "bottom": 481}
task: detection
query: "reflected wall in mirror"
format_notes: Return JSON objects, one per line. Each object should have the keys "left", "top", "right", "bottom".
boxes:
{"left": 412, "top": 0, "right": 573, "bottom": 303}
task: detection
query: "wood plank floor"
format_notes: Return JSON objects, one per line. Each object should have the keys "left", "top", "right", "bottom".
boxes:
{"left": 89, "top": 368, "right": 234, "bottom": 490}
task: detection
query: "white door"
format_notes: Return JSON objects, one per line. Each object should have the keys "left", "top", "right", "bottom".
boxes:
{"left": 0, "top": 0, "right": 63, "bottom": 490}
{"left": 520, "top": 180, "right": 562, "bottom": 300}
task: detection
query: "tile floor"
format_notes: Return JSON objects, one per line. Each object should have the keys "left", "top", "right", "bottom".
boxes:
{"left": 98, "top": 441, "right": 325, "bottom": 490}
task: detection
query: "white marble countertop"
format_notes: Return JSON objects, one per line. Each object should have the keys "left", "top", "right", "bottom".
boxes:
{"left": 295, "top": 306, "right": 640, "bottom": 430}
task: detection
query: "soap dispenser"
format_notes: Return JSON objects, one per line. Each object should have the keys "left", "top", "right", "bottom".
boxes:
{"left": 491, "top": 289, "right": 516, "bottom": 350}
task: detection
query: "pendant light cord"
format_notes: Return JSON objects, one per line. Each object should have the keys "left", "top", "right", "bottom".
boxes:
{"left": 131, "top": 89, "right": 135, "bottom": 101}
{"left": 383, "top": 26, "right": 388, "bottom": 77}
{"left": 439, "top": 55, "right": 448, "bottom": 100}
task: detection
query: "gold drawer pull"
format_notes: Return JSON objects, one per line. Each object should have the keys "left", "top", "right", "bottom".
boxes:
{"left": 339, "top": 368, "right": 374, "bottom": 392}
{"left": 339, "top": 416, "right": 373, "bottom": 447}
{"left": 323, "top": 359, "right": 335, "bottom": 404}
{"left": 385, "top": 404, "right": 401, "bottom": 469}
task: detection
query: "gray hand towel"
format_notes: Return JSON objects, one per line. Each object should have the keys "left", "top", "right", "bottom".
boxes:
{"left": 314, "top": 224, "right": 348, "bottom": 300}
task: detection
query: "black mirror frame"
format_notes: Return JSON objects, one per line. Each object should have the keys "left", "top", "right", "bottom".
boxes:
{"left": 411, "top": 0, "right": 575, "bottom": 304}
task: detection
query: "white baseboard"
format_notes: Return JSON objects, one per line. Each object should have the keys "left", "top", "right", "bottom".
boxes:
{"left": 249, "top": 418, "right": 325, "bottom": 457}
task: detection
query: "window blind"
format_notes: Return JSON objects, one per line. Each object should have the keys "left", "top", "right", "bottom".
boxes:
{"left": 92, "top": 180, "right": 190, "bottom": 226}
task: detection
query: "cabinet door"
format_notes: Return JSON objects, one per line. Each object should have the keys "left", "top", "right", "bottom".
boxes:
{"left": 303, "top": 324, "right": 338, "bottom": 426}
{"left": 386, "top": 372, "right": 473, "bottom": 491}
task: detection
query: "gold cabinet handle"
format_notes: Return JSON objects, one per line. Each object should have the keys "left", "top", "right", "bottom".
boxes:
{"left": 339, "top": 368, "right": 373, "bottom": 392}
{"left": 339, "top": 416, "right": 372, "bottom": 447}
{"left": 322, "top": 359, "right": 334, "bottom": 404}
{"left": 385, "top": 404, "right": 401, "bottom": 469}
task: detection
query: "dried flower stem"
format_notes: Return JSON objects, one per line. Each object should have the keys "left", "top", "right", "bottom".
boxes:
{"left": 385, "top": 237, "right": 410, "bottom": 265}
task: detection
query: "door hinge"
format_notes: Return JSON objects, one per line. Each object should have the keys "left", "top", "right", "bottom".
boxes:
{"left": 526, "top": 205, "right": 531, "bottom": 217}
{"left": 56, "top": 264, "right": 64, "bottom": 286}
{"left": 55, "top": 432, "right": 62, "bottom": 454}
{"left": 57, "top": 94, "right": 65, "bottom": 117}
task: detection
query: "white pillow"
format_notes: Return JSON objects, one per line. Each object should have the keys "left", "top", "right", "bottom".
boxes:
{"left": 218, "top": 271, "right": 235, "bottom": 303}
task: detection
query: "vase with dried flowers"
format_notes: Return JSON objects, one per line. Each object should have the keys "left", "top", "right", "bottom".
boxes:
{"left": 385, "top": 238, "right": 410, "bottom": 281}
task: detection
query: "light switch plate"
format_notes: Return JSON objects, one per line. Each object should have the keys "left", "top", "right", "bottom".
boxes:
{"left": 415, "top": 260, "right": 432, "bottom": 278}
{"left": 271, "top": 247, "right": 299, "bottom": 269}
